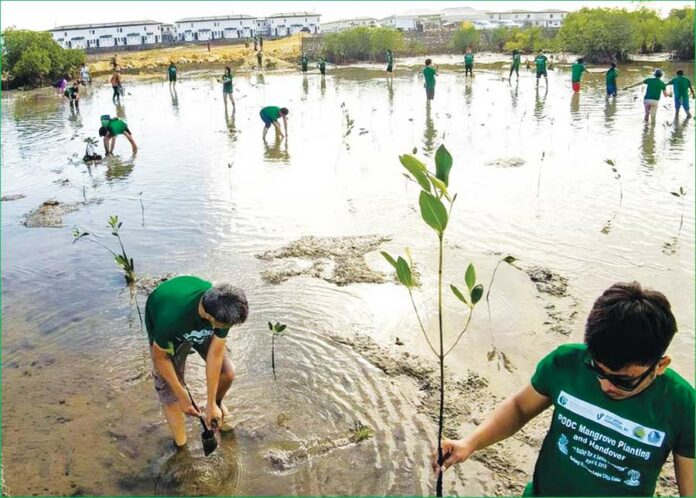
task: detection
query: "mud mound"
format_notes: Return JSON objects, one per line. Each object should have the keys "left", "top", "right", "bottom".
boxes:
{"left": 22, "top": 199, "right": 100, "bottom": 228}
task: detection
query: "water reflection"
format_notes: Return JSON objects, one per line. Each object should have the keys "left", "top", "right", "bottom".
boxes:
{"left": 256, "top": 73, "right": 265, "bottom": 86}
{"left": 170, "top": 87, "right": 179, "bottom": 112}
{"left": 509, "top": 79, "right": 519, "bottom": 110}
{"left": 464, "top": 79, "right": 473, "bottom": 107}
{"left": 302, "top": 75, "right": 309, "bottom": 98}
{"left": 603, "top": 96, "right": 617, "bottom": 131}
{"left": 105, "top": 156, "right": 135, "bottom": 181}
{"left": 263, "top": 135, "right": 290, "bottom": 162}
{"left": 534, "top": 85, "right": 548, "bottom": 122}
{"left": 640, "top": 121, "right": 657, "bottom": 167}
{"left": 669, "top": 115, "right": 690, "bottom": 150}
{"left": 224, "top": 105, "right": 237, "bottom": 142}
{"left": 320, "top": 75, "right": 326, "bottom": 97}
{"left": 115, "top": 103, "right": 127, "bottom": 119}
{"left": 570, "top": 92, "right": 581, "bottom": 122}
{"left": 422, "top": 100, "right": 437, "bottom": 156}
{"left": 387, "top": 78, "right": 394, "bottom": 111}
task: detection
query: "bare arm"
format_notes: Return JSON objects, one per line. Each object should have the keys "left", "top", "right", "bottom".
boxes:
{"left": 205, "top": 335, "right": 226, "bottom": 425}
{"left": 433, "top": 384, "right": 552, "bottom": 472}
{"left": 674, "top": 453, "right": 694, "bottom": 497}
{"left": 282, "top": 116, "right": 288, "bottom": 136}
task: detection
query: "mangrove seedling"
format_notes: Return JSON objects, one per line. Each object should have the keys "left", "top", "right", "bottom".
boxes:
{"left": 349, "top": 420, "right": 374, "bottom": 443}
{"left": 670, "top": 186, "right": 688, "bottom": 235}
{"left": 268, "top": 321, "right": 287, "bottom": 380}
{"left": 605, "top": 159, "right": 623, "bottom": 207}
{"left": 485, "top": 255, "right": 518, "bottom": 372}
{"left": 381, "top": 144, "right": 486, "bottom": 497}
{"left": 73, "top": 215, "right": 136, "bottom": 285}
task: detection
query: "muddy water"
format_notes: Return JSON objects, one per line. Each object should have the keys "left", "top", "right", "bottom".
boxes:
{"left": 2, "top": 60, "right": 693, "bottom": 496}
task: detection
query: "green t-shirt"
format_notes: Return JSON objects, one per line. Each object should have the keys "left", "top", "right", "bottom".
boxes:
{"left": 606, "top": 67, "right": 618, "bottom": 85}
{"left": 464, "top": 53, "right": 474, "bottom": 66}
{"left": 222, "top": 73, "right": 233, "bottom": 92}
{"left": 106, "top": 118, "right": 128, "bottom": 135}
{"left": 386, "top": 52, "right": 394, "bottom": 65}
{"left": 512, "top": 53, "right": 521, "bottom": 68}
{"left": 261, "top": 106, "right": 281, "bottom": 121}
{"left": 643, "top": 77, "right": 667, "bottom": 101}
{"left": 301, "top": 56, "right": 308, "bottom": 66}
{"left": 318, "top": 60, "right": 326, "bottom": 69}
{"left": 423, "top": 66, "right": 437, "bottom": 88}
{"left": 668, "top": 75, "right": 691, "bottom": 98}
{"left": 168, "top": 65, "right": 176, "bottom": 78}
{"left": 65, "top": 86, "right": 77, "bottom": 98}
{"left": 571, "top": 62, "right": 586, "bottom": 82}
{"left": 535, "top": 55, "right": 548, "bottom": 72}
{"left": 145, "top": 276, "right": 229, "bottom": 354}
{"left": 529, "top": 344, "right": 694, "bottom": 497}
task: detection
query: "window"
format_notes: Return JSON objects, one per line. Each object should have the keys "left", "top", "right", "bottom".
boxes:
{"left": 191, "top": 23, "right": 194, "bottom": 27}
{"left": 527, "top": 14, "right": 531, "bottom": 18}
{"left": 550, "top": 14, "right": 554, "bottom": 18}
{"left": 144, "top": 26, "right": 147, "bottom": 31}
{"left": 65, "top": 32, "right": 68, "bottom": 36}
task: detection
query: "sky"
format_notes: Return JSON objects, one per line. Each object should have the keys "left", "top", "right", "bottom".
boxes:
{"left": 1, "top": 0, "right": 691, "bottom": 31}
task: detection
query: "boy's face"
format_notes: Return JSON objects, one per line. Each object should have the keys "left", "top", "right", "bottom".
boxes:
{"left": 591, "top": 357, "right": 671, "bottom": 400}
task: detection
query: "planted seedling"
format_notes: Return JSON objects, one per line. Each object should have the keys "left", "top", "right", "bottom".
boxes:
{"left": 381, "top": 144, "right": 488, "bottom": 497}
{"left": 268, "top": 321, "right": 287, "bottom": 380}
{"left": 138, "top": 191, "right": 145, "bottom": 227}
{"left": 83, "top": 137, "right": 102, "bottom": 162}
{"left": 485, "top": 255, "right": 518, "bottom": 372}
{"left": 340, "top": 102, "right": 355, "bottom": 150}
{"left": 601, "top": 159, "right": 622, "bottom": 234}
{"left": 670, "top": 186, "right": 688, "bottom": 235}
{"left": 349, "top": 420, "right": 374, "bottom": 443}
{"left": 536, "top": 151, "right": 545, "bottom": 198}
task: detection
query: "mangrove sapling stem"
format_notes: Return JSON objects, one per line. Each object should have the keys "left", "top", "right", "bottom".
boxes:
{"left": 407, "top": 289, "right": 439, "bottom": 357}
{"left": 443, "top": 309, "right": 473, "bottom": 357}
{"left": 139, "top": 192, "right": 145, "bottom": 227}
{"left": 436, "top": 233, "right": 445, "bottom": 498}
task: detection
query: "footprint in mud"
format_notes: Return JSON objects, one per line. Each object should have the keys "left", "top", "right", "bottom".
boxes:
{"left": 484, "top": 157, "right": 526, "bottom": 168}
{"left": 155, "top": 443, "right": 241, "bottom": 496}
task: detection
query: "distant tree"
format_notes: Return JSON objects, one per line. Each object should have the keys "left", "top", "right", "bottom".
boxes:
{"left": 629, "top": 8, "right": 663, "bottom": 53}
{"left": 556, "top": 8, "right": 635, "bottom": 62}
{"left": 661, "top": 7, "right": 694, "bottom": 60}
{"left": 2, "top": 29, "right": 85, "bottom": 87}
{"left": 321, "top": 27, "right": 404, "bottom": 62}
{"left": 503, "top": 26, "right": 547, "bottom": 53}
{"left": 452, "top": 24, "right": 480, "bottom": 53}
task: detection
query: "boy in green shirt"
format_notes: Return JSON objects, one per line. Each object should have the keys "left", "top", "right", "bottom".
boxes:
{"left": 63, "top": 81, "right": 80, "bottom": 108}
{"left": 167, "top": 62, "right": 177, "bottom": 88}
{"left": 626, "top": 69, "right": 669, "bottom": 122}
{"left": 423, "top": 58, "right": 438, "bottom": 100}
{"left": 667, "top": 69, "right": 694, "bottom": 118}
{"left": 318, "top": 58, "right": 326, "bottom": 76}
{"left": 98, "top": 116, "right": 137, "bottom": 156}
{"left": 535, "top": 51, "right": 548, "bottom": 86}
{"left": 464, "top": 49, "right": 474, "bottom": 77}
{"left": 433, "top": 281, "right": 694, "bottom": 497}
{"left": 606, "top": 63, "right": 618, "bottom": 98}
{"left": 222, "top": 66, "right": 234, "bottom": 108}
{"left": 509, "top": 50, "right": 521, "bottom": 80}
{"left": 146, "top": 276, "right": 248, "bottom": 448}
{"left": 386, "top": 49, "right": 394, "bottom": 80}
{"left": 300, "top": 53, "right": 308, "bottom": 73}
{"left": 571, "top": 57, "right": 586, "bottom": 93}
{"left": 260, "top": 105, "right": 289, "bottom": 139}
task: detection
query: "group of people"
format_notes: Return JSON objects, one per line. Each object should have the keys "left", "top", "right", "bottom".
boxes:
{"left": 299, "top": 53, "right": 328, "bottom": 75}
{"left": 417, "top": 48, "right": 694, "bottom": 121}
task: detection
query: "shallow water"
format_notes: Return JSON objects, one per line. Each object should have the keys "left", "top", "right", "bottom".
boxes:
{"left": 2, "top": 60, "right": 694, "bottom": 495}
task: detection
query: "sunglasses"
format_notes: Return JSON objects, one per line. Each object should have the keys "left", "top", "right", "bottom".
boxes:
{"left": 583, "top": 356, "right": 659, "bottom": 392}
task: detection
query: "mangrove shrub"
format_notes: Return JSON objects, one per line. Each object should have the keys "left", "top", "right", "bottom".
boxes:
{"left": 661, "top": 8, "right": 694, "bottom": 60}
{"left": 321, "top": 26, "right": 404, "bottom": 62}
{"left": 451, "top": 24, "right": 480, "bottom": 53}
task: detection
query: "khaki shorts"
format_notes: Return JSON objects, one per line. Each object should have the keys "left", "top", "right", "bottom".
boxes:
{"left": 644, "top": 99, "right": 659, "bottom": 118}
{"left": 152, "top": 335, "right": 214, "bottom": 405}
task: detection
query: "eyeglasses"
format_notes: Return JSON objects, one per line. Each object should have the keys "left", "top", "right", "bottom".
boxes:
{"left": 583, "top": 356, "right": 659, "bottom": 392}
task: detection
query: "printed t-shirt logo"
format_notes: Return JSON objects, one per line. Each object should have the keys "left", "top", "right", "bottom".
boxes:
{"left": 633, "top": 426, "right": 646, "bottom": 439}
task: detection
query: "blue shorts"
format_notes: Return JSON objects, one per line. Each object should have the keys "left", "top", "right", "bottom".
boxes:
{"left": 675, "top": 95, "right": 690, "bottom": 111}
{"left": 606, "top": 84, "right": 617, "bottom": 96}
{"left": 259, "top": 110, "right": 274, "bottom": 128}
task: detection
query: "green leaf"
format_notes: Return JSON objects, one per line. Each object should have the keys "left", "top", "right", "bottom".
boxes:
{"left": 670, "top": 191, "right": 681, "bottom": 197}
{"left": 395, "top": 256, "right": 414, "bottom": 288}
{"left": 428, "top": 174, "right": 451, "bottom": 201}
{"left": 418, "top": 191, "right": 448, "bottom": 234}
{"left": 503, "top": 255, "right": 517, "bottom": 264}
{"left": 278, "top": 324, "right": 287, "bottom": 332}
{"left": 604, "top": 159, "right": 615, "bottom": 166}
{"left": 399, "top": 155, "right": 431, "bottom": 192}
{"left": 435, "top": 145, "right": 453, "bottom": 187}
{"left": 381, "top": 251, "right": 398, "bottom": 270}
{"left": 465, "top": 263, "right": 476, "bottom": 291}
{"left": 450, "top": 284, "right": 469, "bottom": 305}
{"left": 471, "top": 284, "right": 484, "bottom": 305}
{"left": 412, "top": 147, "right": 417, "bottom": 154}
{"left": 268, "top": 321, "right": 273, "bottom": 331}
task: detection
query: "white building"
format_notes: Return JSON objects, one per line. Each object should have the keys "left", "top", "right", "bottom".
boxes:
{"left": 265, "top": 12, "right": 321, "bottom": 37}
{"left": 161, "top": 23, "right": 177, "bottom": 43}
{"left": 49, "top": 20, "right": 162, "bottom": 49}
{"left": 486, "top": 9, "right": 568, "bottom": 28}
{"left": 380, "top": 14, "right": 443, "bottom": 32}
{"left": 175, "top": 15, "right": 256, "bottom": 42}
{"left": 321, "top": 17, "right": 379, "bottom": 33}
{"left": 380, "top": 15, "right": 418, "bottom": 31}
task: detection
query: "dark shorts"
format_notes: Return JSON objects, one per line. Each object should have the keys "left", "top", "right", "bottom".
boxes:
{"left": 606, "top": 83, "right": 617, "bottom": 96}
{"left": 465, "top": 64, "right": 473, "bottom": 69}
{"left": 426, "top": 86, "right": 435, "bottom": 100}
{"left": 536, "top": 69, "right": 548, "bottom": 78}
{"left": 152, "top": 335, "right": 214, "bottom": 405}
{"left": 675, "top": 95, "right": 690, "bottom": 111}
{"left": 387, "top": 64, "right": 393, "bottom": 72}
{"left": 260, "top": 111, "right": 275, "bottom": 128}
{"left": 169, "top": 74, "right": 177, "bottom": 82}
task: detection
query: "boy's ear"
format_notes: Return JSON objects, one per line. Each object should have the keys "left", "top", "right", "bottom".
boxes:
{"left": 656, "top": 356, "right": 671, "bottom": 375}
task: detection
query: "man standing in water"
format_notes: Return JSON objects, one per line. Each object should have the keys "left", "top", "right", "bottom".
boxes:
{"left": 509, "top": 50, "right": 521, "bottom": 80}
{"left": 167, "top": 62, "right": 177, "bottom": 88}
{"left": 571, "top": 57, "right": 586, "bottom": 93}
{"left": 260, "top": 106, "right": 289, "bottom": 139}
{"left": 146, "top": 276, "right": 248, "bottom": 448}
{"left": 606, "top": 62, "right": 618, "bottom": 98}
{"left": 318, "top": 57, "right": 327, "bottom": 76}
{"left": 386, "top": 49, "right": 394, "bottom": 80}
{"left": 432, "top": 281, "right": 694, "bottom": 497}
{"left": 626, "top": 69, "right": 669, "bottom": 122}
{"left": 222, "top": 66, "right": 235, "bottom": 108}
{"left": 300, "top": 53, "right": 309, "bottom": 73}
{"left": 667, "top": 69, "right": 695, "bottom": 119}
{"left": 99, "top": 116, "right": 138, "bottom": 155}
{"left": 535, "top": 50, "right": 549, "bottom": 86}
{"left": 423, "top": 59, "right": 438, "bottom": 100}
{"left": 464, "top": 48, "right": 474, "bottom": 77}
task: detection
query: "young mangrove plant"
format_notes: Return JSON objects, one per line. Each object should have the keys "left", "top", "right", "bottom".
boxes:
{"left": 605, "top": 159, "right": 623, "bottom": 207}
{"left": 73, "top": 215, "right": 136, "bottom": 285}
{"left": 670, "top": 186, "right": 688, "bottom": 235}
{"left": 268, "top": 321, "right": 287, "bottom": 380}
{"left": 381, "top": 144, "right": 485, "bottom": 497}
{"left": 485, "top": 255, "right": 518, "bottom": 372}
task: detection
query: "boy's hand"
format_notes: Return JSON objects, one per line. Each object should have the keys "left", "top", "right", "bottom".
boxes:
{"left": 430, "top": 438, "right": 474, "bottom": 474}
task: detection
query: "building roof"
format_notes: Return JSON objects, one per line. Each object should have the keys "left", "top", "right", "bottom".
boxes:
{"left": 267, "top": 12, "right": 320, "bottom": 19}
{"left": 176, "top": 15, "right": 255, "bottom": 23}
{"left": 485, "top": 9, "right": 569, "bottom": 14}
{"left": 322, "top": 17, "right": 377, "bottom": 26}
{"left": 50, "top": 20, "right": 161, "bottom": 31}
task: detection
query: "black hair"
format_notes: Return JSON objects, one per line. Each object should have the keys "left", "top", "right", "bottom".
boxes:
{"left": 578, "top": 58, "right": 584, "bottom": 64}
{"left": 654, "top": 68, "right": 663, "bottom": 78}
{"left": 677, "top": 69, "right": 684, "bottom": 76}
{"left": 225, "top": 66, "right": 231, "bottom": 73}
{"left": 201, "top": 284, "right": 248, "bottom": 325}
{"left": 425, "top": 58, "right": 432, "bottom": 65}
{"left": 280, "top": 107, "right": 289, "bottom": 115}
{"left": 98, "top": 126, "right": 108, "bottom": 137}
{"left": 610, "top": 63, "right": 616, "bottom": 68}
{"left": 584, "top": 282, "right": 677, "bottom": 370}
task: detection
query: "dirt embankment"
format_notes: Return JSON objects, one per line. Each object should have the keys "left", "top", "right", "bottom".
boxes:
{"left": 86, "top": 35, "right": 305, "bottom": 78}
